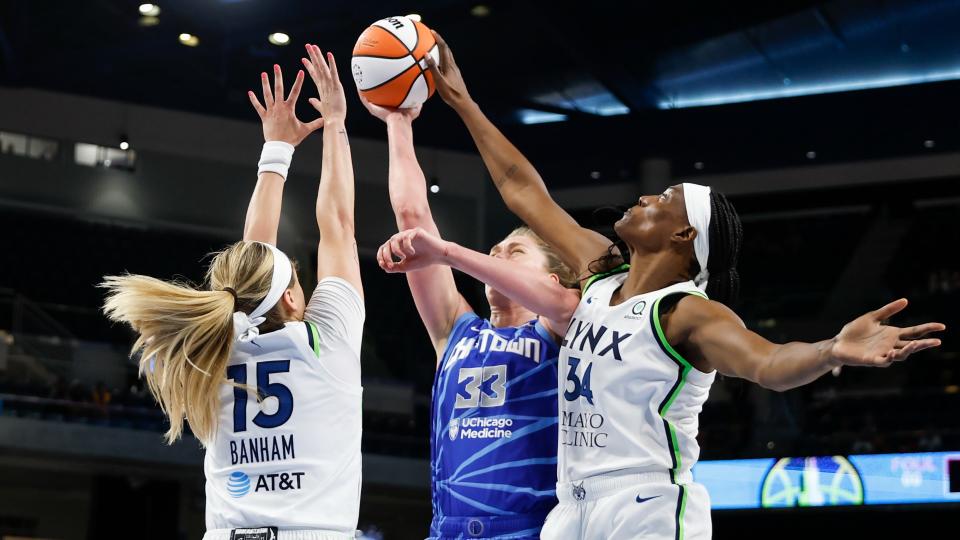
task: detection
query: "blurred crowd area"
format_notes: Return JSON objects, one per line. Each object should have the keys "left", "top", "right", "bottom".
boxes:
{"left": 0, "top": 180, "right": 956, "bottom": 461}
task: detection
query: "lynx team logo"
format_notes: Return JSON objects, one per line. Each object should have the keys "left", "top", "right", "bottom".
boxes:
{"left": 227, "top": 471, "right": 251, "bottom": 498}
{"left": 761, "top": 456, "right": 864, "bottom": 507}
{"left": 448, "top": 417, "right": 460, "bottom": 441}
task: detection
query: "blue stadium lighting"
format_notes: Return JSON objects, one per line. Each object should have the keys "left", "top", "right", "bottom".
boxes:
{"left": 657, "top": 68, "right": 960, "bottom": 109}
{"left": 517, "top": 109, "right": 568, "bottom": 125}
{"left": 533, "top": 90, "right": 630, "bottom": 117}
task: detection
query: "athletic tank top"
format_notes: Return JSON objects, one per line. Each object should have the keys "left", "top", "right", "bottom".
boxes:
{"left": 431, "top": 313, "right": 560, "bottom": 537}
{"left": 558, "top": 267, "right": 715, "bottom": 484}
{"left": 204, "top": 278, "right": 364, "bottom": 533}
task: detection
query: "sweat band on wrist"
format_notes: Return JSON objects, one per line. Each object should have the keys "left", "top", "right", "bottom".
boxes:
{"left": 257, "top": 141, "right": 295, "bottom": 180}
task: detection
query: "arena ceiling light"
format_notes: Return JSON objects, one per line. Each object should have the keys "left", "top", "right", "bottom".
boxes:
{"left": 178, "top": 33, "right": 200, "bottom": 47}
{"left": 138, "top": 3, "right": 161, "bottom": 17}
{"left": 517, "top": 108, "right": 567, "bottom": 125}
{"left": 471, "top": 5, "right": 491, "bottom": 17}
{"left": 657, "top": 68, "right": 960, "bottom": 109}
{"left": 268, "top": 32, "right": 290, "bottom": 46}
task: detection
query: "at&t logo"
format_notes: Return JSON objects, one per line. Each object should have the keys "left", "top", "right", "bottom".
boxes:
{"left": 227, "top": 471, "right": 251, "bottom": 498}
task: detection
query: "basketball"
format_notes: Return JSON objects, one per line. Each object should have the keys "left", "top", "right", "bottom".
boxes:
{"left": 352, "top": 15, "right": 439, "bottom": 108}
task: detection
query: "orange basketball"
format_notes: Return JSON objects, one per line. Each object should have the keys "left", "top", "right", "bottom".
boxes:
{"left": 351, "top": 16, "right": 439, "bottom": 108}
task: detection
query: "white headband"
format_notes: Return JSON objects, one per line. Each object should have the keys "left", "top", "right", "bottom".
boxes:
{"left": 233, "top": 242, "right": 294, "bottom": 343}
{"left": 682, "top": 183, "right": 712, "bottom": 292}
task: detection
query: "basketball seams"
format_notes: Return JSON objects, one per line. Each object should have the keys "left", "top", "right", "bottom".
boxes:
{"left": 411, "top": 21, "right": 421, "bottom": 55}
{"left": 355, "top": 18, "right": 438, "bottom": 108}
{"left": 372, "top": 19, "right": 416, "bottom": 54}
{"left": 396, "top": 72, "right": 425, "bottom": 108}
{"left": 352, "top": 53, "right": 414, "bottom": 60}
{"left": 356, "top": 58, "right": 418, "bottom": 93}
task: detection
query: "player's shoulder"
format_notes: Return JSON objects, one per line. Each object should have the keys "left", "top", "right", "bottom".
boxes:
{"left": 448, "top": 311, "right": 484, "bottom": 337}
{"left": 582, "top": 263, "right": 630, "bottom": 294}
{"left": 671, "top": 294, "right": 744, "bottom": 329}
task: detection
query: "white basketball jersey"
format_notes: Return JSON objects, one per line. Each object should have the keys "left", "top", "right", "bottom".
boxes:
{"left": 558, "top": 268, "right": 715, "bottom": 484}
{"left": 204, "top": 278, "right": 364, "bottom": 533}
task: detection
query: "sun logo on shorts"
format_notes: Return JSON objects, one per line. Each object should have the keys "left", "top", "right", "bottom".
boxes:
{"left": 448, "top": 417, "right": 460, "bottom": 441}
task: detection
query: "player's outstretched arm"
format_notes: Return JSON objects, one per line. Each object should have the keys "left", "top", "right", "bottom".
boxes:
{"left": 302, "top": 44, "right": 363, "bottom": 298}
{"left": 244, "top": 65, "right": 324, "bottom": 245}
{"left": 359, "top": 94, "right": 470, "bottom": 354}
{"left": 664, "top": 296, "right": 945, "bottom": 392}
{"left": 426, "top": 30, "right": 612, "bottom": 280}
{"left": 379, "top": 227, "right": 581, "bottom": 330}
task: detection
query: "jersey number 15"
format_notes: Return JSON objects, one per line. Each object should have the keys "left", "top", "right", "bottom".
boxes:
{"left": 226, "top": 360, "right": 294, "bottom": 432}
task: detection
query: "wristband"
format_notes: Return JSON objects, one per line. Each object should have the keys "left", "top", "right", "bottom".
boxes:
{"left": 257, "top": 141, "right": 295, "bottom": 180}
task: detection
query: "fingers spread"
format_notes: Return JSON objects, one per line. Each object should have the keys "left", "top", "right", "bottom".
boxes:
{"left": 305, "top": 117, "right": 325, "bottom": 132}
{"left": 312, "top": 45, "right": 331, "bottom": 80}
{"left": 260, "top": 72, "right": 274, "bottom": 106}
{"left": 248, "top": 91, "right": 266, "bottom": 118}
{"left": 302, "top": 57, "right": 320, "bottom": 85}
{"left": 273, "top": 64, "right": 284, "bottom": 102}
{"left": 326, "top": 52, "right": 340, "bottom": 84}
{"left": 899, "top": 322, "right": 947, "bottom": 340}
{"left": 287, "top": 70, "right": 305, "bottom": 104}
{"left": 874, "top": 298, "right": 908, "bottom": 321}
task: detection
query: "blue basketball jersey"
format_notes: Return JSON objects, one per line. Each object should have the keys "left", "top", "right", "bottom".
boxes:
{"left": 430, "top": 313, "right": 560, "bottom": 539}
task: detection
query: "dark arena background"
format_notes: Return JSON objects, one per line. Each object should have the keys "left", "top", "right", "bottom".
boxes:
{"left": 1, "top": 1, "right": 958, "bottom": 539}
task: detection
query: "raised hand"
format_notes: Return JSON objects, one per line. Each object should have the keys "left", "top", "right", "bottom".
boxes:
{"left": 425, "top": 30, "right": 472, "bottom": 109}
{"left": 248, "top": 65, "right": 324, "bottom": 146}
{"left": 357, "top": 91, "right": 421, "bottom": 123}
{"left": 302, "top": 44, "right": 347, "bottom": 123}
{"left": 830, "top": 299, "right": 945, "bottom": 367}
{"left": 377, "top": 227, "right": 450, "bottom": 273}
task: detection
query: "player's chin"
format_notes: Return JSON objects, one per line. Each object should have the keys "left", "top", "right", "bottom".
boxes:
{"left": 613, "top": 214, "right": 640, "bottom": 242}
{"left": 485, "top": 286, "right": 508, "bottom": 305}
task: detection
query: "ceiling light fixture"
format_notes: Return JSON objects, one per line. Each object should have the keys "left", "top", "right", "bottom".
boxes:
{"left": 139, "top": 3, "right": 161, "bottom": 17}
{"left": 268, "top": 32, "right": 290, "bottom": 46}
{"left": 179, "top": 33, "right": 200, "bottom": 47}
{"left": 470, "top": 5, "right": 490, "bottom": 17}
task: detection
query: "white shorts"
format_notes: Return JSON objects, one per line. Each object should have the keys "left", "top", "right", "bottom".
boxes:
{"left": 202, "top": 529, "right": 355, "bottom": 540}
{"left": 541, "top": 472, "right": 711, "bottom": 540}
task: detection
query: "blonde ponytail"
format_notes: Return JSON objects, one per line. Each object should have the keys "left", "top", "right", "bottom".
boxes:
{"left": 101, "top": 241, "right": 295, "bottom": 445}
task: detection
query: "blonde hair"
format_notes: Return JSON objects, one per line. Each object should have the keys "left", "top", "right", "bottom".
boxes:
{"left": 507, "top": 226, "right": 578, "bottom": 289}
{"left": 101, "top": 241, "right": 296, "bottom": 445}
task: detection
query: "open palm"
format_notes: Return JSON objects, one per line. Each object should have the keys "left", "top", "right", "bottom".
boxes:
{"left": 248, "top": 65, "right": 323, "bottom": 146}
{"left": 832, "top": 299, "right": 944, "bottom": 367}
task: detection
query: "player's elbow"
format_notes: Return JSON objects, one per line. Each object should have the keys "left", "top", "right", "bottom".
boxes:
{"left": 394, "top": 203, "right": 431, "bottom": 229}
{"left": 318, "top": 207, "right": 355, "bottom": 236}
{"left": 754, "top": 366, "right": 791, "bottom": 393}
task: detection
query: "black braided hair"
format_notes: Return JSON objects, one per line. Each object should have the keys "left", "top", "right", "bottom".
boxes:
{"left": 701, "top": 191, "right": 743, "bottom": 306}
{"left": 584, "top": 206, "right": 628, "bottom": 279}
{"left": 582, "top": 194, "right": 742, "bottom": 305}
